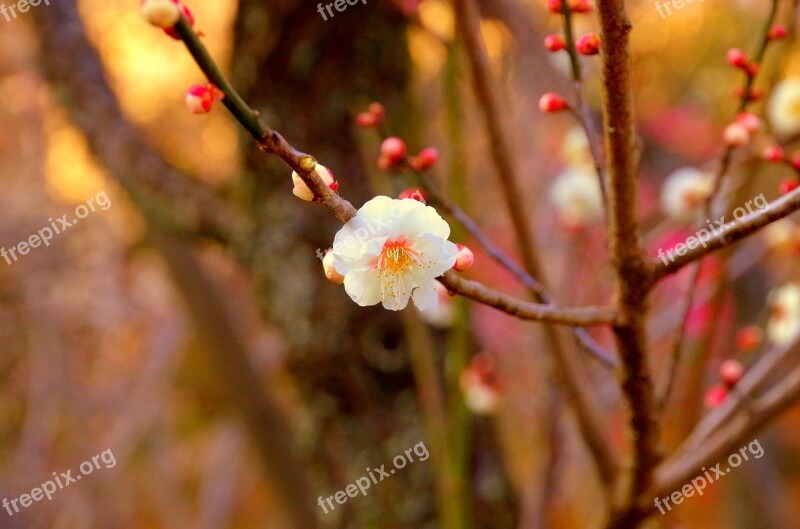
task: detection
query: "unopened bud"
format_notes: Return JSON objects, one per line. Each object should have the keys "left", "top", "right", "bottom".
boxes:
{"left": 768, "top": 24, "right": 788, "bottom": 41}
{"left": 322, "top": 250, "right": 345, "bottom": 284}
{"left": 398, "top": 187, "right": 428, "bottom": 203}
{"left": 704, "top": 385, "right": 728, "bottom": 409}
{"left": 736, "top": 325, "right": 763, "bottom": 351}
{"left": 185, "top": 84, "right": 215, "bottom": 114}
{"left": 140, "top": 0, "right": 180, "bottom": 28}
{"left": 544, "top": 34, "right": 566, "bottom": 52}
{"left": 162, "top": 1, "right": 194, "bottom": 40}
{"left": 763, "top": 145, "right": 786, "bottom": 162}
{"left": 719, "top": 359, "right": 745, "bottom": 387}
{"left": 576, "top": 33, "right": 600, "bottom": 55}
{"left": 570, "top": 0, "right": 592, "bottom": 13}
{"left": 735, "top": 112, "right": 761, "bottom": 134}
{"left": 723, "top": 123, "right": 751, "bottom": 146}
{"left": 453, "top": 244, "right": 474, "bottom": 272}
{"left": 726, "top": 48, "right": 748, "bottom": 69}
{"left": 539, "top": 92, "right": 569, "bottom": 113}
{"left": 409, "top": 147, "right": 439, "bottom": 171}
{"left": 381, "top": 137, "right": 407, "bottom": 164}
{"left": 291, "top": 164, "right": 336, "bottom": 201}
{"left": 779, "top": 177, "right": 800, "bottom": 195}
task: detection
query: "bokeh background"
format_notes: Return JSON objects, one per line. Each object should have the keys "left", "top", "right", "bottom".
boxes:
{"left": 0, "top": 0, "right": 799, "bottom": 528}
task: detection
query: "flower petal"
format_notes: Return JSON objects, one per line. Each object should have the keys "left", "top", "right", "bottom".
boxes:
{"left": 412, "top": 279, "right": 440, "bottom": 311}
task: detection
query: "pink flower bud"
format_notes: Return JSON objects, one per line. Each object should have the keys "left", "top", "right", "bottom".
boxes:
{"left": 723, "top": 123, "right": 751, "bottom": 146}
{"left": 377, "top": 154, "right": 393, "bottom": 171}
{"left": 768, "top": 24, "right": 788, "bottom": 41}
{"left": 726, "top": 48, "right": 748, "bottom": 69}
{"left": 453, "top": 244, "right": 474, "bottom": 272}
{"left": 322, "top": 250, "right": 345, "bottom": 284}
{"left": 368, "top": 102, "right": 386, "bottom": 123}
{"left": 140, "top": 0, "right": 181, "bottom": 28}
{"left": 746, "top": 62, "right": 760, "bottom": 76}
{"left": 720, "top": 360, "right": 745, "bottom": 387}
{"left": 546, "top": 0, "right": 563, "bottom": 13}
{"left": 398, "top": 187, "right": 428, "bottom": 203}
{"left": 704, "top": 385, "right": 728, "bottom": 409}
{"left": 570, "top": 0, "right": 592, "bottom": 13}
{"left": 356, "top": 112, "right": 376, "bottom": 128}
{"left": 381, "top": 137, "right": 407, "bottom": 164}
{"left": 539, "top": 92, "right": 569, "bottom": 113}
{"left": 779, "top": 177, "right": 800, "bottom": 195}
{"left": 735, "top": 112, "right": 761, "bottom": 134}
{"left": 161, "top": 0, "right": 194, "bottom": 39}
{"left": 763, "top": 145, "right": 786, "bottom": 162}
{"left": 735, "top": 325, "right": 763, "bottom": 352}
{"left": 576, "top": 33, "right": 600, "bottom": 55}
{"left": 544, "top": 34, "right": 566, "bottom": 52}
{"left": 185, "top": 84, "right": 215, "bottom": 114}
{"left": 409, "top": 147, "right": 439, "bottom": 171}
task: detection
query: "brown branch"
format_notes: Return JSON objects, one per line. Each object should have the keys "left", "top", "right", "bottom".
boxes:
{"left": 596, "top": 0, "right": 661, "bottom": 521}
{"left": 438, "top": 272, "right": 620, "bottom": 326}
{"left": 651, "top": 186, "right": 800, "bottom": 281}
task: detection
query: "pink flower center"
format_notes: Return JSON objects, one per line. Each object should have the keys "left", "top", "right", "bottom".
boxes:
{"left": 376, "top": 237, "right": 423, "bottom": 275}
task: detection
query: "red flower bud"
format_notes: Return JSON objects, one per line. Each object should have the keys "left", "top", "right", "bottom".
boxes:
{"left": 779, "top": 177, "right": 800, "bottom": 195}
{"left": 162, "top": 0, "right": 194, "bottom": 40}
{"left": 356, "top": 112, "right": 376, "bottom": 128}
{"left": 704, "top": 385, "right": 728, "bottom": 409}
{"left": 377, "top": 154, "right": 393, "bottom": 171}
{"left": 726, "top": 48, "right": 748, "bottom": 69}
{"left": 735, "top": 325, "right": 763, "bottom": 352}
{"left": 570, "top": 0, "right": 592, "bottom": 13}
{"left": 746, "top": 62, "right": 760, "bottom": 76}
{"left": 735, "top": 112, "right": 761, "bottom": 134}
{"left": 768, "top": 24, "right": 788, "bottom": 41}
{"left": 546, "top": 0, "right": 563, "bottom": 13}
{"left": 539, "top": 92, "right": 569, "bottom": 113}
{"left": 576, "top": 33, "right": 601, "bottom": 55}
{"left": 381, "top": 137, "right": 407, "bottom": 165}
{"left": 185, "top": 84, "right": 215, "bottom": 114}
{"left": 763, "top": 145, "right": 786, "bottom": 162}
{"left": 368, "top": 102, "right": 386, "bottom": 123}
{"left": 398, "top": 187, "right": 428, "bottom": 203}
{"left": 453, "top": 244, "right": 474, "bottom": 272}
{"left": 719, "top": 360, "right": 745, "bottom": 387}
{"left": 409, "top": 147, "right": 439, "bottom": 171}
{"left": 544, "top": 34, "right": 566, "bottom": 52}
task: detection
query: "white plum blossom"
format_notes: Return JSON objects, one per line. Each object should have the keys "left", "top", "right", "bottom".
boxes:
{"left": 660, "top": 167, "right": 714, "bottom": 219}
{"left": 767, "top": 283, "right": 800, "bottom": 346}
{"left": 332, "top": 196, "right": 458, "bottom": 311}
{"left": 549, "top": 166, "right": 604, "bottom": 227}
{"left": 768, "top": 78, "right": 800, "bottom": 136}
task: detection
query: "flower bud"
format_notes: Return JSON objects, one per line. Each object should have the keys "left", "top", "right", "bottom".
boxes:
{"left": 768, "top": 24, "right": 788, "bottom": 41}
{"left": 779, "top": 177, "right": 800, "bottom": 195}
{"left": 736, "top": 325, "right": 763, "bottom": 351}
{"left": 162, "top": 1, "right": 194, "bottom": 40}
{"left": 322, "top": 250, "right": 345, "bottom": 284}
{"left": 735, "top": 112, "right": 761, "bottom": 134}
{"left": 726, "top": 48, "right": 748, "bottom": 69}
{"left": 368, "top": 102, "right": 386, "bottom": 123}
{"left": 185, "top": 84, "right": 215, "bottom": 114}
{"left": 140, "top": 0, "right": 181, "bottom": 28}
{"left": 763, "top": 145, "right": 786, "bottom": 162}
{"left": 544, "top": 34, "right": 566, "bottom": 52}
{"left": 719, "top": 359, "right": 745, "bottom": 387}
{"left": 453, "top": 244, "right": 474, "bottom": 271}
{"left": 356, "top": 112, "right": 377, "bottom": 128}
{"left": 381, "top": 137, "right": 407, "bottom": 164}
{"left": 291, "top": 164, "right": 336, "bottom": 201}
{"left": 409, "top": 147, "right": 439, "bottom": 171}
{"left": 746, "top": 62, "right": 760, "bottom": 76}
{"left": 398, "top": 187, "right": 428, "bottom": 203}
{"left": 576, "top": 33, "right": 600, "bottom": 55}
{"left": 546, "top": 0, "right": 563, "bottom": 13}
{"left": 723, "top": 123, "right": 751, "bottom": 146}
{"left": 570, "top": 0, "right": 592, "bottom": 13}
{"left": 704, "top": 385, "right": 728, "bottom": 409}
{"left": 539, "top": 92, "right": 569, "bottom": 113}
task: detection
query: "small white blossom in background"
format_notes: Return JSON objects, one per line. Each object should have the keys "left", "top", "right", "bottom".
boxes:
{"left": 291, "top": 164, "right": 337, "bottom": 202}
{"left": 767, "top": 283, "right": 800, "bottom": 346}
{"left": 763, "top": 219, "right": 798, "bottom": 252}
{"left": 549, "top": 166, "right": 604, "bottom": 228}
{"left": 660, "top": 167, "right": 714, "bottom": 219}
{"left": 560, "top": 126, "right": 593, "bottom": 168}
{"left": 768, "top": 78, "right": 800, "bottom": 136}
{"left": 460, "top": 354, "right": 501, "bottom": 415}
{"left": 332, "top": 196, "right": 458, "bottom": 311}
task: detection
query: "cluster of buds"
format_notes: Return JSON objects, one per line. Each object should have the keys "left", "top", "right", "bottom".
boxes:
{"left": 184, "top": 83, "right": 223, "bottom": 114}
{"left": 539, "top": 92, "right": 569, "bottom": 113}
{"left": 407, "top": 147, "right": 439, "bottom": 171}
{"left": 732, "top": 86, "right": 765, "bottom": 102}
{"left": 356, "top": 102, "right": 386, "bottom": 128}
{"left": 460, "top": 353, "right": 502, "bottom": 415}
{"left": 705, "top": 359, "right": 746, "bottom": 408}
{"left": 291, "top": 163, "right": 338, "bottom": 202}
{"left": 546, "top": 0, "right": 592, "bottom": 14}
{"left": 722, "top": 111, "right": 761, "bottom": 147}
{"left": 726, "top": 48, "right": 759, "bottom": 77}
{"left": 762, "top": 145, "right": 800, "bottom": 194}
{"left": 140, "top": 0, "right": 195, "bottom": 39}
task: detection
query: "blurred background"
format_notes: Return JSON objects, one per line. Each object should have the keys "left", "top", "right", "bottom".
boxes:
{"left": 0, "top": 0, "right": 800, "bottom": 528}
